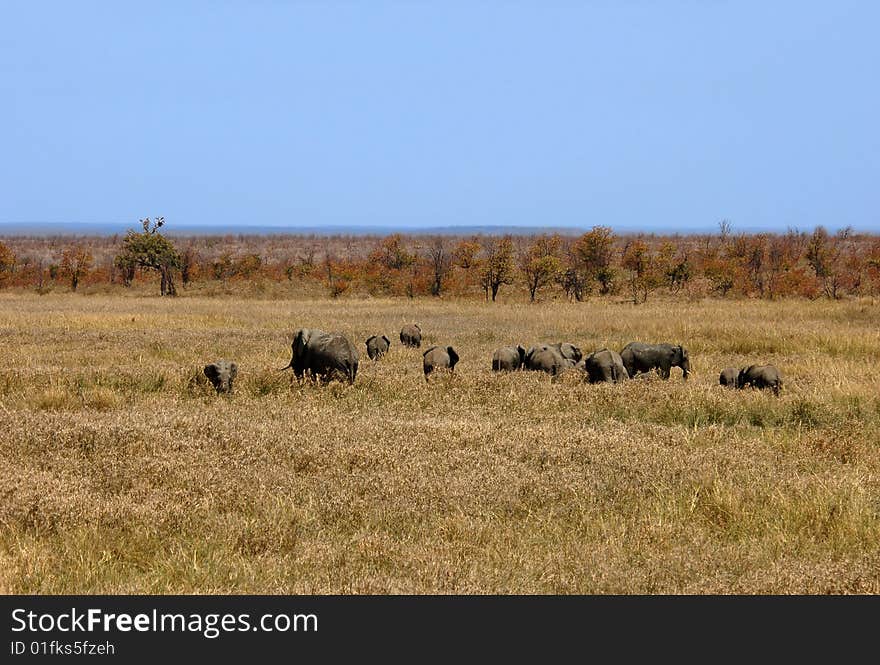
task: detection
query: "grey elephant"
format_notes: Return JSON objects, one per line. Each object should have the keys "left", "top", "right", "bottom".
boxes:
{"left": 492, "top": 345, "right": 526, "bottom": 371}
{"left": 400, "top": 323, "right": 422, "bottom": 348}
{"left": 423, "top": 345, "right": 459, "bottom": 380}
{"left": 737, "top": 364, "right": 783, "bottom": 396}
{"left": 583, "top": 349, "right": 629, "bottom": 383}
{"left": 551, "top": 342, "right": 583, "bottom": 363}
{"left": 525, "top": 344, "right": 567, "bottom": 375}
{"left": 282, "top": 328, "right": 359, "bottom": 384}
{"left": 203, "top": 359, "right": 238, "bottom": 393}
{"left": 719, "top": 367, "right": 739, "bottom": 388}
{"left": 620, "top": 342, "right": 691, "bottom": 380}
{"left": 365, "top": 334, "right": 391, "bottom": 360}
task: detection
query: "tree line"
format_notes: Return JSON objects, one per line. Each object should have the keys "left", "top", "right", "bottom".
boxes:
{"left": 1, "top": 219, "right": 879, "bottom": 302}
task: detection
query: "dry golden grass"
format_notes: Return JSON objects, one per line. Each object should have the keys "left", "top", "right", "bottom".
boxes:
{"left": 1, "top": 292, "right": 879, "bottom": 593}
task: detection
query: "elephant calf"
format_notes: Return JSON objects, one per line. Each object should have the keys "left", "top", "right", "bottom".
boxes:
{"left": 620, "top": 342, "right": 690, "bottom": 380}
{"left": 719, "top": 367, "right": 739, "bottom": 388}
{"left": 583, "top": 349, "right": 629, "bottom": 384}
{"left": 283, "top": 328, "right": 359, "bottom": 384}
{"left": 552, "top": 342, "right": 583, "bottom": 363}
{"left": 204, "top": 359, "right": 238, "bottom": 394}
{"left": 423, "top": 345, "right": 459, "bottom": 381}
{"left": 365, "top": 334, "right": 391, "bottom": 360}
{"left": 400, "top": 323, "right": 422, "bottom": 348}
{"left": 737, "top": 364, "right": 783, "bottom": 396}
{"left": 525, "top": 345, "right": 567, "bottom": 375}
{"left": 492, "top": 345, "right": 526, "bottom": 371}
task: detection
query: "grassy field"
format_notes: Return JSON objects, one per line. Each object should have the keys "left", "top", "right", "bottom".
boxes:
{"left": 1, "top": 292, "right": 879, "bottom": 593}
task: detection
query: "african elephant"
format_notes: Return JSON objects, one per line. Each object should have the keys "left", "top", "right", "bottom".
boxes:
{"left": 719, "top": 367, "right": 739, "bottom": 388}
{"left": 620, "top": 342, "right": 691, "bottom": 380}
{"left": 492, "top": 345, "right": 526, "bottom": 371}
{"left": 525, "top": 345, "right": 567, "bottom": 375}
{"left": 400, "top": 324, "right": 422, "bottom": 348}
{"left": 282, "top": 328, "right": 359, "bottom": 384}
{"left": 203, "top": 359, "right": 238, "bottom": 393}
{"left": 737, "top": 364, "right": 783, "bottom": 396}
{"left": 365, "top": 335, "right": 391, "bottom": 360}
{"left": 551, "top": 342, "right": 583, "bottom": 363}
{"left": 423, "top": 345, "right": 459, "bottom": 380}
{"left": 583, "top": 349, "right": 629, "bottom": 384}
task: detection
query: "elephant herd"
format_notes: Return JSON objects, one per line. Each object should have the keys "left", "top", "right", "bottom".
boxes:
{"left": 490, "top": 341, "right": 689, "bottom": 384}
{"left": 203, "top": 323, "right": 783, "bottom": 396}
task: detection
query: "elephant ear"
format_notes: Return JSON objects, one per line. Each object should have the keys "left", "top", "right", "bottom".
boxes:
{"left": 517, "top": 345, "right": 526, "bottom": 361}
{"left": 228, "top": 362, "right": 238, "bottom": 379}
{"left": 293, "top": 329, "right": 312, "bottom": 357}
{"left": 447, "top": 347, "right": 459, "bottom": 368}
{"left": 203, "top": 364, "right": 219, "bottom": 380}
{"left": 382, "top": 335, "right": 390, "bottom": 346}
{"left": 366, "top": 335, "right": 376, "bottom": 346}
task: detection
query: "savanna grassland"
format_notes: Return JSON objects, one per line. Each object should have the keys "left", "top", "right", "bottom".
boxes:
{"left": 1, "top": 292, "right": 879, "bottom": 593}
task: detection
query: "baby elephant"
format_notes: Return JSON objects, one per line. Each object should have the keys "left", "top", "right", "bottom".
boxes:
{"left": 365, "top": 335, "right": 391, "bottom": 360}
{"left": 204, "top": 359, "right": 238, "bottom": 394}
{"left": 400, "top": 323, "right": 422, "bottom": 348}
{"left": 492, "top": 345, "right": 526, "bottom": 371}
{"left": 423, "top": 345, "right": 459, "bottom": 381}
{"left": 719, "top": 367, "right": 739, "bottom": 388}
{"left": 738, "top": 364, "right": 783, "bottom": 396}
{"left": 583, "top": 349, "right": 629, "bottom": 383}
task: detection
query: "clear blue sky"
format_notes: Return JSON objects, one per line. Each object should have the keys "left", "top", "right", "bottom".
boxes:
{"left": 2, "top": 1, "right": 878, "bottom": 233}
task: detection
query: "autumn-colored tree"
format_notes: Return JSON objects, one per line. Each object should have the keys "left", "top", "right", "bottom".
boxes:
{"left": 234, "top": 253, "right": 262, "bottom": 278}
{"left": 452, "top": 237, "right": 482, "bottom": 294}
{"left": 570, "top": 226, "right": 616, "bottom": 295}
{"left": 59, "top": 244, "right": 93, "bottom": 291}
{"left": 621, "top": 238, "right": 659, "bottom": 304}
{"left": 655, "top": 240, "right": 691, "bottom": 292}
{"left": 0, "top": 241, "right": 15, "bottom": 286}
{"left": 114, "top": 217, "right": 181, "bottom": 295}
{"left": 806, "top": 226, "right": 847, "bottom": 299}
{"left": 424, "top": 237, "right": 453, "bottom": 297}
{"left": 180, "top": 246, "right": 199, "bottom": 286}
{"left": 366, "top": 234, "right": 416, "bottom": 295}
{"left": 519, "top": 234, "right": 563, "bottom": 302}
{"left": 480, "top": 235, "right": 516, "bottom": 301}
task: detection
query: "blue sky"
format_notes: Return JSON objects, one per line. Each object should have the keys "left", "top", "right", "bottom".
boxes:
{"left": 2, "top": 1, "right": 878, "bottom": 233}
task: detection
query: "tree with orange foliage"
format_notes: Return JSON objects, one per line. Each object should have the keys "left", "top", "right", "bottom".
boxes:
{"left": 424, "top": 236, "right": 453, "bottom": 297}
{"left": 621, "top": 238, "right": 659, "bottom": 304}
{"left": 806, "top": 226, "right": 849, "bottom": 299}
{"left": 519, "top": 234, "right": 563, "bottom": 302}
{"left": 480, "top": 235, "right": 516, "bottom": 302}
{"left": 367, "top": 233, "right": 416, "bottom": 295}
{"left": 452, "top": 236, "right": 482, "bottom": 294}
{"left": 569, "top": 226, "right": 616, "bottom": 296}
{"left": 0, "top": 241, "right": 15, "bottom": 286}
{"left": 59, "top": 244, "right": 93, "bottom": 291}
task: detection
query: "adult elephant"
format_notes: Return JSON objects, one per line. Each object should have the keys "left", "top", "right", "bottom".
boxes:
{"left": 583, "top": 349, "right": 629, "bottom": 384}
{"left": 525, "top": 344, "right": 567, "bottom": 375}
{"left": 282, "top": 328, "right": 359, "bottom": 384}
{"left": 365, "top": 334, "right": 391, "bottom": 360}
{"left": 620, "top": 342, "right": 691, "bottom": 380}
{"left": 492, "top": 345, "right": 526, "bottom": 372}
{"left": 423, "top": 346, "right": 459, "bottom": 381}
{"left": 719, "top": 367, "right": 739, "bottom": 388}
{"left": 400, "top": 324, "right": 422, "bottom": 348}
{"left": 737, "top": 364, "right": 783, "bottom": 396}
